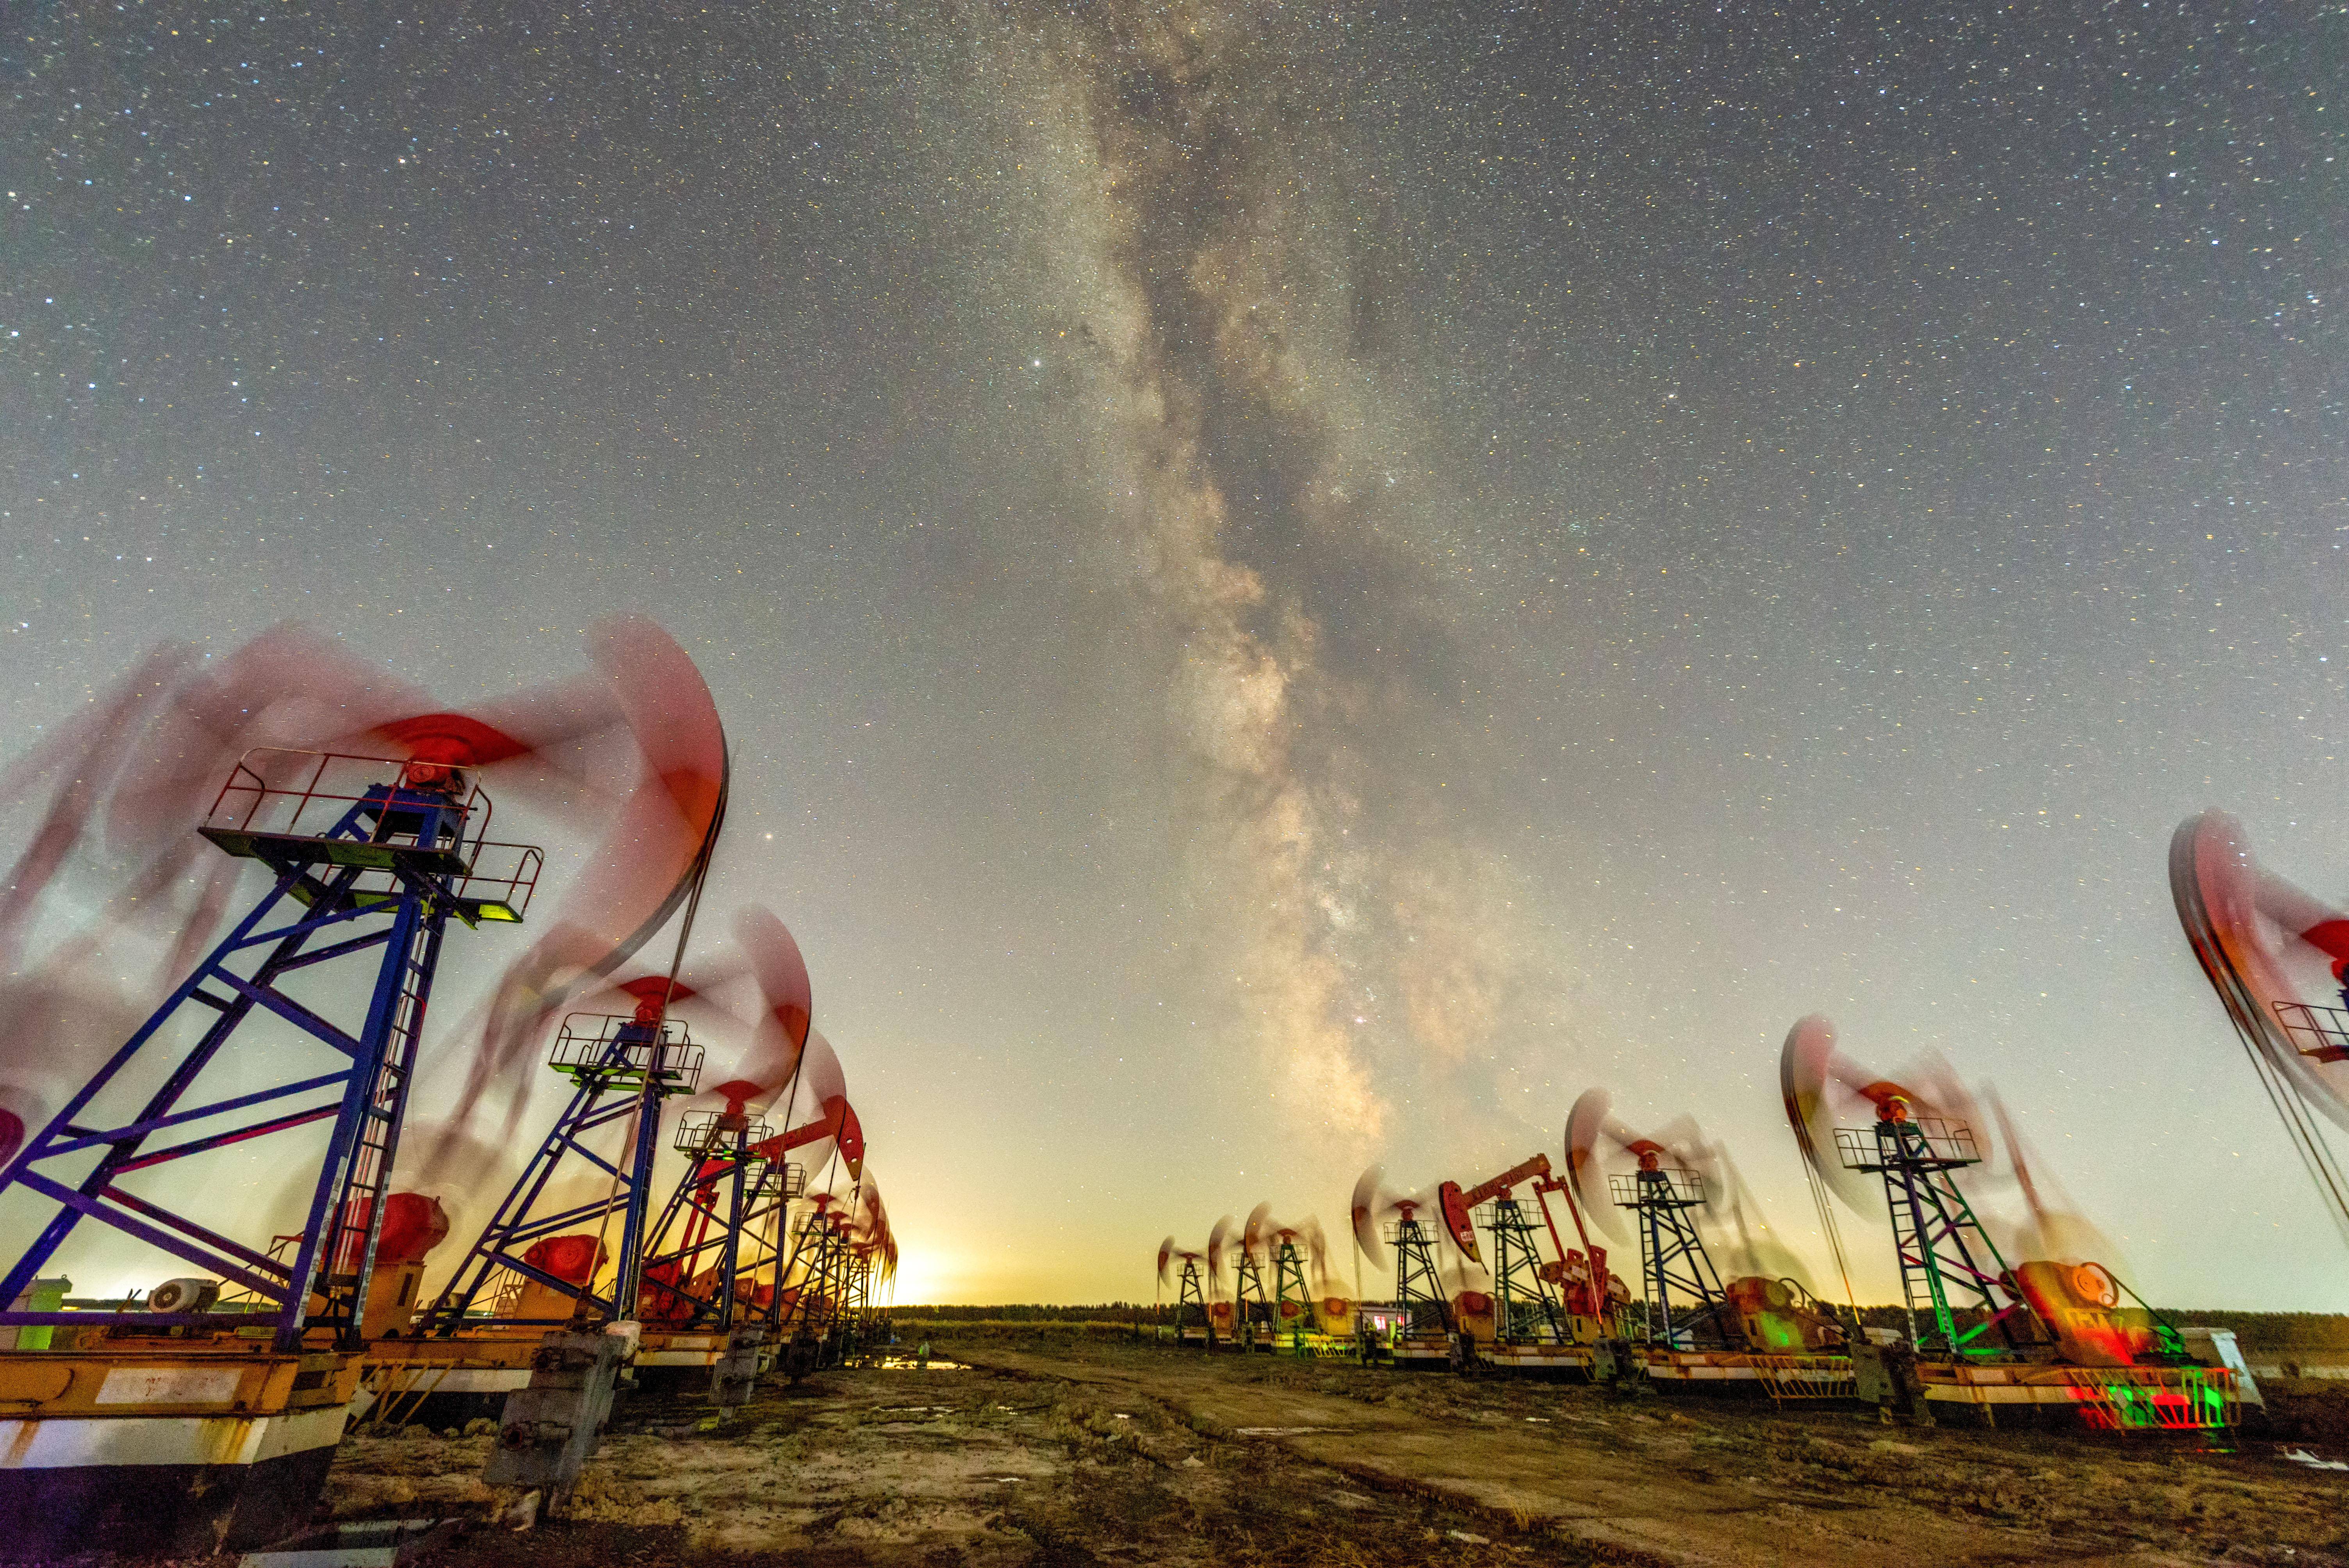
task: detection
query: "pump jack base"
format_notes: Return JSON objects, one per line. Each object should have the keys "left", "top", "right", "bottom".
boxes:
{"left": 357, "top": 1333, "right": 547, "bottom": 1425}
{"left": 1390, "top": 1336, "right": 1455, "bottom": 1370}
{"left": 0, "top": 1439, "right": 339, "bottom": 1559}
{"left": 1476, "top": 1343, "right": 1600, "bottom": 1377}
{"left": 636, "top": 1329, "right": 740, "bottom": 1370}
{"left": 0, "top": 1345, "right": 361, "bottom": 1558}
{"left": 1916, "top": 1362, "right": 2238, "bottom": 1431}
{"left": 1639, "top": 1348, "right": 1860, "bottom": 1402}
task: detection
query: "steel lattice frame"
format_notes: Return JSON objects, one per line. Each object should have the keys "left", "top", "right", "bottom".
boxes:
{"left": 844, "top": 1249, "right": 875, "bottom": 1356}
{"left": 636, "top": 1128, "right": 792, "bottom": 1334}
{"left": 818, "top": 1215, "right": 856, "bottom": 1361}
{"left": 421, "top": 1017, "right": 696, "bottom": 1332}
{"left": 1854, "top": 1116, "right": 2033, "bottom": 1357}
{"left": 1270, "top": 1238, "right": 1314, "bottom": 1351}
{"left": 0, "top": 780, "right": 497, "bottom": 1352}
{"left": 1485, "top": 1197, "right": 1569, "bottom": 1345}
{"left": 1172, "top": 1256, "right": 1210, "bottom": 1343}
{"left": 777, "top": 1206, "right": 852, "bottom": 1366}
{"left": 1232, "top": 1243, "right": 1273, "bottom": 1346}
{"left": 1390, "top": 1216, "right": 1454, "bottom": 1338}
{"left": 1623, "top": 1169, "right": 1729, "bottom": 1349}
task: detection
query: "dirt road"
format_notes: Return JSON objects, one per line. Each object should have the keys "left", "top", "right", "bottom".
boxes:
{"left": 973, "top": 1342, "right": 2342, "bottom": 1566}
{"left": 301, "top": 1333, "right": 2345, "bottom": 1567}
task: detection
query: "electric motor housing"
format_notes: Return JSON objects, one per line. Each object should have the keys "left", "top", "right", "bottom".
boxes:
{"left": 146, "top": 1277, "right": 221, "bottom": 1315}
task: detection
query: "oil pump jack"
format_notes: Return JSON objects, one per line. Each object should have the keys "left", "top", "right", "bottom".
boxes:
{"left": 1155, "top": 1238, "right": 1213, "bottom": 1346}
{"left": 1232, "top": 1206, "right": 1278, "bottom": 1352}
{"left": 773, "top": 1088, "right": 866, "bottom": 1378}
{"left": 773, "top": 1193, "right": 845, "bottom": 1374}
{"left": 1424, "top": 1153, "right": 1626, "bottom": 1376}
{"left": 358, "top": 972, "right": 711, "bottom": 1454}
{"left": 0, "top": 740, "right": 540, "bottom": 1553}
{"left": 0, "top": 615, "right": 727, "bottom": 1553}
{"left": 631, "top": 1078, "right": 834, "bottom": 1404}
{"left": 1572, "top": 1087, "right": 1852, "bottom": 1402}
{"left": 1351, "top": 1168, "right": 1459, "bottom": 1368}
{"left": 632, "top": 907, "right": 821, "bottom": 1401}
{"left": 421, "top": 979, "right": 705, "bottom": 1340}
{"left": 392, "top": 914, "right": 824, "bottom": 1431}
{"left": 1567, "top": 1093, "right": 1731, "bottom": 1351}
{"left": 1251, "top": 1211, "right": 1347, "bottom": 1356}
{"left": 1531, "top": 1140, "right": 1630, "bottom": 1350}
{"left": 2171, "top": 811, "right": 2349, "bottom": 1247}
{"left": 476, "top": 917, "right": 735, "bottom": 1502}
{"left": 840, "top": 1177, "right": 897, "bottom": 1360}
{"left": 1784, "top": 1016, "right": 2238, "bottom": 1428}
{"left": 1234, "top": 1204, "right": 1342, "bottom": 1353}
{"left": 1203, "top": 1215, "right": 1240, "bottom": 1349}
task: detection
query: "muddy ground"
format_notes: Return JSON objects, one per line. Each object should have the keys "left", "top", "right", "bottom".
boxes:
{"left": 173, "top": 1329, "right": 2349, "bottom": 1565}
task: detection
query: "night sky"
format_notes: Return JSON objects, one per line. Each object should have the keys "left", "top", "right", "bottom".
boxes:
{"left": 2, "top": 0, "right": 2343, "bottom": 1307}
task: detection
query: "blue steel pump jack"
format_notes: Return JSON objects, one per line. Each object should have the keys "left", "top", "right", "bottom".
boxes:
{"left": 0, "top": 748, "right": 538, "bottom": 1352}
{"left": 418, "top": 989, "right": 705, "bottom": 1333}
{"left": 420, "top": 754, "right": 729, "bottom": 1336}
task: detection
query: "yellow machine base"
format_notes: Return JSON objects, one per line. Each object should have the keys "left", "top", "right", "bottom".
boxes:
{"left": 1640, "top": 1349, "right": 1858, "bottom": 1401}
{"left": 1919, "top": 1362, "right": 2239, "bottom": 1429}
{"left": 0, "top": 1343, "right": 359, "bottom": 1556}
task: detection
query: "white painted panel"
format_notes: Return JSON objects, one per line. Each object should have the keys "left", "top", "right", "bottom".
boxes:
{"left": 424, "top": 1369, "right": 532, "bottom": 1393}
{"left": 0, "top": 1405, "right": 345, "bottom": 1469}
{"left": 95, "top": 1367, "right": 244, "bottom": 1406}
{"left": 367, "top": 1367, "right": 530, "bottom": 1398}
{"left": 247, "top": 1404, "right": 351, "bottom": 1462}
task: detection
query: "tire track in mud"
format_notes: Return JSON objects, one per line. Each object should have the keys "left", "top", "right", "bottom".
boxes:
{"left": 957, "top": 1345, "right": 2328, "bottom": 1568}
{"left": 955, "top": 1348, "right": 1627, "bottom": 1564}
{"left": 962, "top": 1349, "right": 1683, "bottom": 1563}
{"left": 315, "top": 1345, "right": 2349, "bottom": 1566}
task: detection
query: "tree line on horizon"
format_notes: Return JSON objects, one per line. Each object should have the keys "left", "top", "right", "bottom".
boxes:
{"left": 888, "top": 1303, "right": 2349, "bottom": 1351}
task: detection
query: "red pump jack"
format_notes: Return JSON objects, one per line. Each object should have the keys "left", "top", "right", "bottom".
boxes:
{"left": 1426, "top": 1155, "right": 1629, "bottom": 1376}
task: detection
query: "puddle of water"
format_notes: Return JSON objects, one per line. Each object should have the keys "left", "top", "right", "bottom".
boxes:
{"left": 875, "top": 1356, "right": 968, "bottom": 1370}
{"left": 1232, "top": 1425, "right": 1350, "bottom": 1437}
{"left": 2281, "top": 1445, "right": 2349, "bottom": 1471}
{"left": 239, "top": 1518, "right": 443, "bottom": 1568}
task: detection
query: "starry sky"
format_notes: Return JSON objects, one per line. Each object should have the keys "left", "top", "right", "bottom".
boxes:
{"left": 2, "top": 0, "right": 2343, "bottom": 1309}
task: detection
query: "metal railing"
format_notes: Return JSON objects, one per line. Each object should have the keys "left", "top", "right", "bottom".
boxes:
{"left": 2275, "top": 1000, "right": 2349, "bottom": 1063}
{"left": 1608, "top": 1169, "right": 1706, "bottom": 1207}
{"left": 203, "top": 746, "right": 542, "bottom": 917}
{"left": 1835, "top": 1117, "right": 1980, "bottom": 1171}
{"left": 673, "top": 1108, "right": 775, "bottom": 1157}
{"left": 547, "top": 1014, "right": 703, "bottom": 1093}
{"left": 208, "top": 745, "right": 487, "bottom": 841}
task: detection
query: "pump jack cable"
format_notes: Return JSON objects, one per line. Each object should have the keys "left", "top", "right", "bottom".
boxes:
{"left": 2197, "top": 916, "right": 2349, "bottom": 1247}
{"left": 589, "top": 748, "right": 732, "bottom": 1318}
{"left": 1791, "top": 1130, "right": 1858, "bottom": 1313}
{"left": 743, "top": 1004, "right": 820, "bottom": 1317}
{"left": 2233, "top": 1007, "right": 2349, "bottom": 1249}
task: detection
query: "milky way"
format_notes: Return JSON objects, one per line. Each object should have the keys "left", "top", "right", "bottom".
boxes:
{"left": 969, "top": 0, "right": 1547, "bottom": 1146}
